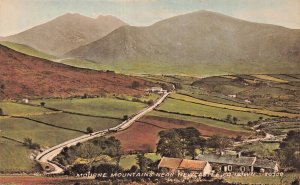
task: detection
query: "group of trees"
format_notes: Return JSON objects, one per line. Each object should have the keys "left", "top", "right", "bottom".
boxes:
{"left": 55, "top": 136, "right": 121, "bottom": 167}
{"left": 156, "top": 127, "right": 234, "bottom": 159}
{"left": 156, "top": 127, "right": 206, "bottom": 159}
{"left": 23, "top": 138, "right": 40, "bottom": 150}
{"left": 276, "top": 130, "right": 300, "bottom": 171}
{"left": 225, "top": 114, "right": 238, "bottom": 124}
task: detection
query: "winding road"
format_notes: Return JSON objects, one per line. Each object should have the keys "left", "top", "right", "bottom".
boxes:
{"left": 36, "top": 92, "right": 170, "bottom": 174}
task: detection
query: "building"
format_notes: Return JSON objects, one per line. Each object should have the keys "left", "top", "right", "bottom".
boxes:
{"left": 196, "top": 153, "right": 255, "bottom": 173}
{"left": 228, "top": 95, "right": 236, "bottom": 98}
{"left": 196, "top": 153, "right": 279, "bottom": 173}
{"left": 146, "top": 87, "right": 166, "bottom": 94}
{"left": 253, "top": 158, "right": 279, "bottom": 173}
{"left": 22, "top": 98, "right": 29, "bottom": 104}
{"left": 158, "top": 157, "right": 212, "bottom": 176}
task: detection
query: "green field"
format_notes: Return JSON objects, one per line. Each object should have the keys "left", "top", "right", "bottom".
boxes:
{"left": 239, "top": 142, "right": 279, "bottom": 158}
{"left": 149, "top": 111, "right": 251, "bottom": 132}
{"left": 0, "top": 102, "right": 54, "bottom": 116}
{"left": 0, "top": 138, "right": 37, "bottom": 173}
{"left": 226, "top": 173, "right": 300, "bottom": 185}
{"left": 28, "top": 113, "right": 121, "bottom": 132}
{"left": 171, "top": 93, "right": 298, "bottom": 118}
{"left": 0, "top": 41, "right": 55, "bottom": 60}
{"left": 119, "top": 153, "right": 160, "bottom": 170}
{"left": 0, "top": 117, "right": 82, "bottom": 147}
{"left": 157, "top": 98, "right": 269, "bottom": 124}
{"left": 30, "top": 97, "right": 146, "bottom": 118}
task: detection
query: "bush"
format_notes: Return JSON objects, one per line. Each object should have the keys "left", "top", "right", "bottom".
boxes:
{"left": 86, "top": 127, "right": 94, "bottom": 133}
{"left": 131, "top": 81, "right": 140, "bottom": 89}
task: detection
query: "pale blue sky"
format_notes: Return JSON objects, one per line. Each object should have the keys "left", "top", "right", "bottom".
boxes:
{"left": 0, "top": 0, "right": 299, "bottom": 36}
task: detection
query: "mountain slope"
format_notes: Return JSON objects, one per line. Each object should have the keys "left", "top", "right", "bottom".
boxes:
{"left": 65, "top": 10, "right": 300, "bottom": 75}
{"left": 3, "top": 14, "right": 127, "bottom": 56}
{"left": 0, "top": 44, "right": 148, "bottom": 100}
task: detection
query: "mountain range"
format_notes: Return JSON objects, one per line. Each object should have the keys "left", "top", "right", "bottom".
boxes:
{"left": 3, "top": 13, "right": 126, "bottom": 56}
{"left": 2, "top": 10, "right": 300, "bottom": 75}
{"left": 65, "top": 10, "right": 300, "bottom": 74}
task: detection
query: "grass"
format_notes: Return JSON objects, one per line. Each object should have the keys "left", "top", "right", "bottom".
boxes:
{"left": 149, "top": 111, "right": 251, "bottom": 132}
{"left": 0, "top": 102, "right": 54, "bottom": 116}
{"left": 119, "top": 153, "right": 161, "bottom": 170}
{"left": 0, "top": 117, "right": 81, "bottom": 147}
{"left": 251, "top": 74, "right": 289, "bottom": 83}
{"left": 239, "top": 142, "right": 279, "bottom": 158}
{"left": 225, "top": 173, "right": 300, "bottom": 185}
{"left": 0, "top": 41, "right": 56, "bottom": 60}
{"left": 171, "top": 93, "right": 299, "bottom": 118}
{"left": 157, "top": 98, "right": 269, "bottom": 124}
{"left": 30, "top": 97, "right": 146, "bottom": 118}
{"left": 28, "top": 113, "right": 121, "bottom": 132}
{"left": 0, "top": 138, "right": 36, "bottom": 173}
{"left": 58, "top": 58, "right": 107, "bottom": 71}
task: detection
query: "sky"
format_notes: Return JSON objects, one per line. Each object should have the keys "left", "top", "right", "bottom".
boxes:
{"left": 0, "top": 0, "right": 299, "bottom": 37}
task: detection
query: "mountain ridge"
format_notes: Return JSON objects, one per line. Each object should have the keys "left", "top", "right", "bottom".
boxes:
{"left": 65, "top": 10, "right": 300, "bottom": 75}
{"left": 3, "top": 13, "right": 127, "bottom": 56}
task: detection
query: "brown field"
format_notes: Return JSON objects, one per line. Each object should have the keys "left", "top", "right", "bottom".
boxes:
{"left": 113, "top": 116, "right": 253, "bottom": 153}
{"left": 0, "top": 45, "right": 151, "bottom": 100}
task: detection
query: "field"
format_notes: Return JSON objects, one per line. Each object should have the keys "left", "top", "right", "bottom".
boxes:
{"left": 0, "top": 102, "right": 54, "bottom": 116}
{"left": 119, "top": 153, "right": 160, "bottom": 170}
{"left": 149, "top": 110, "right": 251, "bottom": 132}
{"left": 0, "top": 96, "right": 147, "bottom": 173}
{"left": 0, "top": 41, "right": 56, "bottom": 60}
{"left": 28, "top": 113, "right": 121, "bottom": 132}
{"left": 251, "top": 74, "right": 289, "bottom": 83}
{"left": 238, "top": 142, "right": 280, "bottom": 158}
{"left": 0, "top": 138, "right": 37, "bottom": 173}
{"left": 157, "top": 98, "right": 269, "bottom": 124}
{"left": 0, "top": 117, "right": 82, "bottom": 147}
{"left": 260, "top": 121, "right": 300, "bottom": 135}
{"left": 112, "top": 115, "right": 253, "bottom": 153}
{"left": 30, "top": 97, "right": 146, "bottom": 119}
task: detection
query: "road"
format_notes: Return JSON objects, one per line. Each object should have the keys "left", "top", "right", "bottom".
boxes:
{"left": 36, "top": 92, "right": 170, "bottom": 174}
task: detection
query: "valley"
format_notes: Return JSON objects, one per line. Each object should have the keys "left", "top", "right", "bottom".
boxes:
{"left": 0, "top": 7, "right": 299, "bottom": 185}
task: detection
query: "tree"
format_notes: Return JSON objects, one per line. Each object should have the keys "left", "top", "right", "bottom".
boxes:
{"left": 232, "top": 117, "right": 238, "bottom": 124}
{"left": 226, "top": 114, "right": 232, "bottom": 123}
{"left": 156, "top": 129, "right": 183, "bottom": 158}
{"left": 86, "top": 127, "right": 93, "bottom": 134}
{"left": 131, "top": 81, "right": 140, "bottom": 89}
{"left": 123, "top": 115, "right": 128, "bottom": 120}
{"left": 23, "top": 138, "right": 32, "bottom": 146}
{"left": 156, "top": 127, "right": 206, "bottom": 158}
{"left": 40, "top": 102, "right": 45, "bottom": 107}
{"left": 276, "top": 130, "right": 300, "bottom": 170}
{"left": 207, "top": 135, "right": 233, "bottom": 154}
{"left": 136, "top": 153, "right": 151, "bottom": 172}
{"left": 0, "top": 108, "right": 3, "bottom": 116}
{"left": 147, "top": 99, "right": 154, "bottom": 106}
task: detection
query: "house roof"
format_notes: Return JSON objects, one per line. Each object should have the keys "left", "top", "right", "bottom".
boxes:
{"left": 196, "top": 154, "right": 256, "bottom": 166}
{"left": 254, "top": 158, "right": 277, "bottom": 169}
{"left": 178, "top": 159, "right": 207, "bottom": 171}
{"left": 158, "top": 157, "right": 182, "bottom": 170}
{"left": 158, "top": 157, "right": 208, "bottom": 171}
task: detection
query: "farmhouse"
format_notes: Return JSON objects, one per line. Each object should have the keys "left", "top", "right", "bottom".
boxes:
{"left": 158, "top": 157, "right": 212, "bottom": 175}
{"left": 196, "top": 153, "right": 279, "bottom": 173}
{"left": 146, "top": 87, "right": 166, "bottom": 94}
{"left": 196, "top": 153, "right": 255, "bottom": 173}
